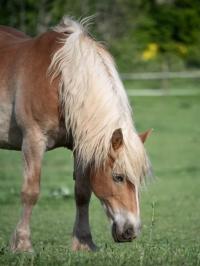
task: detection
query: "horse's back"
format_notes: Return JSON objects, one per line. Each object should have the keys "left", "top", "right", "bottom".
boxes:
{"left": 0, "top": 26, "right": 30, "bottom": 49}
{"left": 0, "top": 25, "right": 29, "bottom": 39}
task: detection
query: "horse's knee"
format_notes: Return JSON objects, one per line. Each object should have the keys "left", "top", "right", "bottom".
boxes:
{"left": 21, "top": 174, "right": 40, "bottom": 205}
{"left": 21, "top": 190, "right": 39, "bottom": 205}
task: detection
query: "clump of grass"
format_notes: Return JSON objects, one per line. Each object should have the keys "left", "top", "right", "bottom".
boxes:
{"left": 149, "top": 201, "right": 156, "bottom": 242}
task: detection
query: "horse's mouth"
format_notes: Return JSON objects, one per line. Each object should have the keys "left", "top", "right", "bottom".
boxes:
{"left": 112, "top": 223, "right": 134, "bottom": 243}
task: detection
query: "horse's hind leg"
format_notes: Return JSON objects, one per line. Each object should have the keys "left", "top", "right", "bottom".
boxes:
{"left": 11, "top": 131, "right": 46, "bottom": 252}
{"left": 72, "top": 158, "right": 97, "bottom": 251}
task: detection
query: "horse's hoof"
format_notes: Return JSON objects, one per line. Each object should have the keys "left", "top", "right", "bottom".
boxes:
{"left": 11, "top": 243, "right": 33, "bottom": 253}
{"left": 10, "top": 232, "right": 33, "bottom": 253}
{"left": 89, "top": 242, "right": 98, "bottom": 252}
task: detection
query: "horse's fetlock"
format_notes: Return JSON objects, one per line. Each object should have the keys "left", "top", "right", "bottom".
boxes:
{"left": 72, "top": 235, "right": 97, "bottom": 251}
{"left": 72, "top": 237, "right": 91, "bottom": 251}
{"left": 17, "top": 228, "right": 30, "bottom": 239}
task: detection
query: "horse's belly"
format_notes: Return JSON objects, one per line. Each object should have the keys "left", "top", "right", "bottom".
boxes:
{"left": 0, "top": 103, "right": 22, "bottom": 150}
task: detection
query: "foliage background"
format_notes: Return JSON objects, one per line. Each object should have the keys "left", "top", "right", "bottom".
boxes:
{"left": 1, "top": 0, "right": 200, "bottom": 72}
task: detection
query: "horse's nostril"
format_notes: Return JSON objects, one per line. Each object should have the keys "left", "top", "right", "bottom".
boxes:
{"left": 124, "top": 227, "right": 134, "bottom": 240}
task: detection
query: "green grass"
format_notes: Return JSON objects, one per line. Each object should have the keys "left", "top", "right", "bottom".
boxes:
{"left": 0, "top": 96, "right": 200, "bottom": 265}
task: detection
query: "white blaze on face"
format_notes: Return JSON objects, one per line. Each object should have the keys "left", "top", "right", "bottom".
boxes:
{"left": 135, "top": 185, "right": 140, "bottom": 217}
{"left": 101, "top": 185, "right": 141, "bottom": 237}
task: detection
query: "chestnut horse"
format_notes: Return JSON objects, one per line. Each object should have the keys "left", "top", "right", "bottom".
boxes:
{"left": 0, "top": 17, "right": 151, "bottom": 252}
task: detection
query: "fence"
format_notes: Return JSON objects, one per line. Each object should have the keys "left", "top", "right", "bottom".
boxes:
{"left": 121, "top": 71, "right": 200, "bottom": 96}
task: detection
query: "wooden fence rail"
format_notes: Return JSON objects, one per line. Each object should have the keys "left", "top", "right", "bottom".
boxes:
{"left": 121, "top": 71, "right": 200, "bottom": 80}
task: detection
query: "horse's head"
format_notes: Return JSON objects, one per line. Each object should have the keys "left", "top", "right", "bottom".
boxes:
{"left": 90, "top": 128, "right": 151, "bottom": 243}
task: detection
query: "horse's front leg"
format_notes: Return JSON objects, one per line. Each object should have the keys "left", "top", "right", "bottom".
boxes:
{"left": 72, "top": 163, "right": 97, "bottom": 251}
{"left": 11, "top": 130, "right": 45, "bottom": 252}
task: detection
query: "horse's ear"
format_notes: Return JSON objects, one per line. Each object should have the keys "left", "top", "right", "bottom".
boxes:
{"left": 139, "top": 128, "right": 153, "bottom": 143}
{"left": 111, "top": 128, "right": 123, "bottom": 150}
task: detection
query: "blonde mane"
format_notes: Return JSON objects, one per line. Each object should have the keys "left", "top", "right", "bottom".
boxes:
{"left": 49, "top": 17, "right": 150, "bottom": 185}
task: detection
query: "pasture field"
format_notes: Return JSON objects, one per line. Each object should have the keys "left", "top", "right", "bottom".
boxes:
{"left": 0, "top": 95, "right": 200, "bottom": 266}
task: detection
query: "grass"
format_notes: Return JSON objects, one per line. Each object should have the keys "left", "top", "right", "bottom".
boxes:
{"left": 0, "top": 95, "right": 200, "bottom": 265}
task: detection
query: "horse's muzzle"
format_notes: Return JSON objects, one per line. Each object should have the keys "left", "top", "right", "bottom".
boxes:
{"left": 112, "top": 222, "right": 137, "bottom": 243}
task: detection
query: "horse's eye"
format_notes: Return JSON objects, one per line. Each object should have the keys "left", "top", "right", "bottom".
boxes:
{"left": 112, "top": 173, "right": 125, "bottom": 183}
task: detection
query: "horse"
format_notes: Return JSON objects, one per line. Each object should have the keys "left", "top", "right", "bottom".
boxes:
{"left": 0, "top": 17, "right": 151, "bottom": 252}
